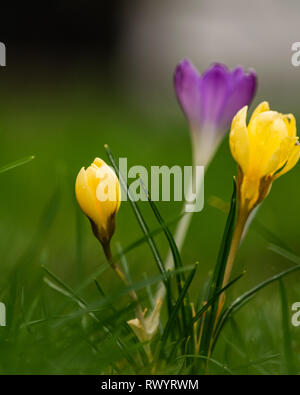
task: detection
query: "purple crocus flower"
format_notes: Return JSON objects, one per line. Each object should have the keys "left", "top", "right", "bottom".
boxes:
{"left": 174, "top": 59, "right": 257, "bottom": 165}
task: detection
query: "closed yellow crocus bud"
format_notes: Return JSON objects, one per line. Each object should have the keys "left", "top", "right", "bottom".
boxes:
{"left": 76, "top": 157, "right": 152, "bottom": 355}
{"left": 75, "top": 157, "right": 121, "bottom": 247}
{"left": 230, "top": 101, "right": 300, "bottom": 215}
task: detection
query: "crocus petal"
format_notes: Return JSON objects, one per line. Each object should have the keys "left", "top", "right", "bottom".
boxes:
{"left": 264, "top": 136, "right": 297, "bottom": 176}
{"left": 274, "top": 142, "right": 300, "bottom": 179}
{"left": 174, "top": 59, "right": 202, "bottom": 126}
{"left": 200, "top": 63, "right": 230, "bottom": 126}
{"left": 75, "top": 167, "right": 98, "bottom": 224}
{"left": 229, "top": 106, "right": 249, "bottom": 174}
{"left": 174, "top": 60, "right": 257, "bottom": 166}
{"left": 75, "top": 158, "right": 121, "bottom": 245}
{"left": 248, "top": 111, "right": 288, "bottom": 174}
{"left": 174, "top": 60, "right": 256, "bottom": 133}
{"left": 230, "top": 101, "right": 300, "bottom": 213}
{"left": 283, "top": 114, "right": 296, "bottom": 137}
{"left": 249, "top": 101, "right": 270, "bottom": 126}
{"left": 219, "top": 67, "right": 256, "bottom": 129}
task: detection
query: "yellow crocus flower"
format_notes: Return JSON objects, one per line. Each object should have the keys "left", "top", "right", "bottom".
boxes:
{"left": 76, "top": 158, "right": 153, "bottom": 356}
{"left": 230, "top": 101, "right": 300, "bottom": 214}
{"left": 220, "top": 102, "right": 300, "bottom": 299}
{"left": 75, "top": 157, "right": 121, "bottom": 247}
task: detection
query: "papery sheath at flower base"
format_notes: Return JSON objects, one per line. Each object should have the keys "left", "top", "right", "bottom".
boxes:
{"left": 174, "top": 59, "right": 257, "bottom": 165}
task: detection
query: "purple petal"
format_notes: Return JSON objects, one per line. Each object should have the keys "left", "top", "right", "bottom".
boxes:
{"left": 174, "top": 59, "right": 202, "bottom": 126}
{"left": 200, "top": 63, "right": 231, "bottom": 126}
{"left": 219, "top": 67, "right": 257, "bottom": 129}
{"left": 174, "top": 60, "right": 257, "bottom": 133}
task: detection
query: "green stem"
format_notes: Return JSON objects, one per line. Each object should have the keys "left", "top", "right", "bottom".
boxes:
{"left": 207, "top": 206, "right": 249, "bottom": 368}
{"left": 221, "top": 208, "right": 248, "bottom": 291}
{"left": 103, "top": 242, "right": 152, "bottom": 361}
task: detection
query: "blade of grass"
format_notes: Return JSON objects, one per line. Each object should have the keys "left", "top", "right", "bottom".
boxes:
{"left": 176, "top": 355, "right": 234, "bottom": 374}
{"left": 166, "top": 272, "right": 244, "bottom": 361}
{"left": 72, "top": 214, "right": 184, "bottom": 295}
{"left": 138, "top": 175, "right": 188, "bottom": 335}
{"left": 229, "top": 317, "right": 248, "bottom": 357}
{"left": 105, "top": 144, "right": 176, "bottom": 338}
{"left": 42, "top": 265, "right": 138, "bottom": 369}
{"left": 104, "top": 145, "right": 168, "bottom": 286}
{"left": 195, "top": 272, "right": 212, "bottom": 312}
{"left": 269, "top": 244, "right": 300, "bottom": 265}
{"left": 213, "top": 263, "right": 300, "bottom": 351}
{"left": 160, "top": 263, "right": 198, "bottom": 349}
{"left": 253, "top": 222, "right": 293, "bottom": 252}
{"left": 94, "top": 279, "right": 144, "bottom": 368}
{"left": 232, "top": 354, "right": 280, "bottom": 373}
{"left": 139, "top": 176, "right": 185, "bottom": 282}
{"left": 191, "top": 272, "right": 244, "bottom": 325}
{"left": 279, "top": 278, "right": 297, "bottom": 374}
{"left": 208, "top": 178, "right": 237, "bottom": 300}
{"left": 43, "top": 264, "right": 195, "bottom": 326}
{"left": 200, "top": 178, "right": 237, "bottom": 356}
{"left": 0, "top": 155, "right": 35, "bottom": 174}
{"left": 113, "top": 213, "right": 184, "bottom": 261}
{"left": 42, "top": 265, "right": 97, "bottom": 319}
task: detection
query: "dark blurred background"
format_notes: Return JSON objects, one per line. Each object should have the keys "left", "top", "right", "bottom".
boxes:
{"left": 1, "top": 2, "right": 125, "bottom": 73}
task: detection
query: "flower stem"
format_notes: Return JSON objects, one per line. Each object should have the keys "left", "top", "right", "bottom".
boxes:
{"left": 103, "top": 243, "right": 145, "bottom": 325}
{"left": 153, "top": 127, "right": 220, "bottom": 306}
{"left": 223, "top": 209, "right": 248, "bottom": 288}
{"left": 203, "top": 207, "right": 249, "bottom": 368}
{"left": 218, "top": 207, "right": 249, "bottom": 314}
{"left": 102, "top": 243, "right": 152, "bottom": 361}
{"left": 153, "top": 161, "right": 204, "bottom": 303}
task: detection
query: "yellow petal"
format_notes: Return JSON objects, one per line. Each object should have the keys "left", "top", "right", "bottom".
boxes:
{"left": 263, "top": 137, "right": 297, "bottom": 176}
{"left": 85, "top": 164, "right": 100, "bottom": 194}
{"left": 283, "top": 114, "right": 296, "bottom": 137}
{"left": 85, "top": 163, "right": 118, "bottom": 230}
{"left": 248, "top": 111, "right": 289, "bottom": 175}
{"left": 93, "top": 157, "right": 106, "bottom": 167}
{"left": 230, "top": 101, "right": 300, "bottom": 213}
{"left": 274, "top": 142, "right": 300, "bottom": 179}
{"left": 75, "top": 158, "right": 121, "bottom": 245}
{"left": 229, "top": 106, "right": 249, "bottom": 173}
{"left": 75, "top": 167, "right": 98, "bottom": 224}
{"left": 249, "top": 101, "right": 270, "bottom": 126}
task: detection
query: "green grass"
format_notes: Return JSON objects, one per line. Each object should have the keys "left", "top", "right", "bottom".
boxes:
{"left": 0, "top": 82, "right": 300, "bottom": 374}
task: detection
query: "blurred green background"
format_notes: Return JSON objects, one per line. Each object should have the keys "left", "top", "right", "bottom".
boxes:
{"left": 0, "top": 0, "right": 300, "bottom": 373}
